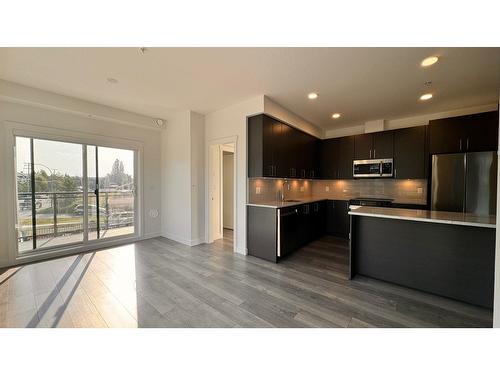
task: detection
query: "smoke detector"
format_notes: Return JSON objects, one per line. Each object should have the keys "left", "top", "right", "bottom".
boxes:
{"left": 154, "top": 118, "right": 166, "bottom": 128}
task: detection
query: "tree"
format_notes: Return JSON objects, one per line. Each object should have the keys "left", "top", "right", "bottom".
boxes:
{"left": 58, "top": 174, "right": 78, "bottom": 192}
{"left": 108, "top": 159, "right": 127, "bottom": 187}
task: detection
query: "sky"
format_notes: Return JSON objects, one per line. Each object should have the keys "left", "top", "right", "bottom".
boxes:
{"left": 16, "top": 137, "right": 134, "bottom": 178}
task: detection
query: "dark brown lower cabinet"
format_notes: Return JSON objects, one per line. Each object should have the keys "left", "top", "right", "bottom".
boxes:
{"left": 247, "top": 200, "right": 349, "bottom": 263}
{"left": 326, "top": 200, "right": 350, "bottom": 239}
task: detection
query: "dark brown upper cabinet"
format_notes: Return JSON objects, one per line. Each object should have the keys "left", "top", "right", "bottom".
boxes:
{"left": 247, "top": 114, "right": 320, "bottom": 179}
{"left": 320, "top": 136, "right": 354, "bottom": 179}
{"left": 393, "top": 126, "right": 427, "bottom": 179}
{"left": 429, "top": 111, "right": 499, "bottom": 154}
{"left": 354, "top": 131, "right": 394, "bottom": 160}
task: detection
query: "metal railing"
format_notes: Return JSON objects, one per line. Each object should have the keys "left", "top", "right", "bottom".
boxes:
{"left": 17, "top": 191, "right": 134, "bottom": 242}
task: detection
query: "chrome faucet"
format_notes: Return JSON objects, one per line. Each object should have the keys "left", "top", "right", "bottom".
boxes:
{"left": 277, "top": 180, "right": 289, "bottom": 202}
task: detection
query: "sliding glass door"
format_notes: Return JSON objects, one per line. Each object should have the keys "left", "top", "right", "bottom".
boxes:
{"left": 15, "top": 136, "right": 136, "bottom": 255}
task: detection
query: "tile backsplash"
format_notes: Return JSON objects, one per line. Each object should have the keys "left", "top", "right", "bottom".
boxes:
{"left": 248, "top": 178, "right": 427, "bottom": 205}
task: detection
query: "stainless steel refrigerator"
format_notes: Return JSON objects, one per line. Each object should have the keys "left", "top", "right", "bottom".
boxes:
{"left": 431, "top": 152, "right": 497, "bottom": 215}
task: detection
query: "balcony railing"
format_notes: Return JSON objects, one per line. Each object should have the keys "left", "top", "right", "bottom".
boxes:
{"left": 17, "top": 191, "right": 134, "bottom": 242}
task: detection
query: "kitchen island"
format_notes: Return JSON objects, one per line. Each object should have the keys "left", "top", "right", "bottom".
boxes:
{"left": 349, "top": 206, "right": 496, "bottom": 308}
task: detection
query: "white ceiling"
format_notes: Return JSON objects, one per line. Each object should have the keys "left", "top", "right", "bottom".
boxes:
{"left": 0, "top": 47, "right": 499, "bottom": 130}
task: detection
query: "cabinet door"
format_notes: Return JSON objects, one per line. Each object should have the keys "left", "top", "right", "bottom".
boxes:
{"left": 280, "top": 207, "right": 300, "bottom": 257}
{"left": 262, "top": 116, "right": 277, "bottom": 176}
{"left": 298, "top": 204, "right": 312, "bottom": 246}
{"left": 373, "top": 131, "right": 394, "bottom": 159}
{"left": 464, "top": 111, "right": 499, "bottom": 152}
{"left": 333, "top": 200, "right": 350, "bottom": 239}
{"left": 338, "top": 136, "right": 355, "bottom": 179}
{"left": 320, "top": 138, "right": 337, "bottom": 179}
{"left": 429, "top": 117, "right": 466, "bottom": 154}
{"left": 394, "top": 126, "right": 427, "bottom": 179}
{"left": 326, "top": 200, "right": 349, "bottom": 239}
{"left": 311, "top": 201, "right": 326, "bottom": 239}
{"left": 354, "top": 133, "right": 373, "bottom": 160}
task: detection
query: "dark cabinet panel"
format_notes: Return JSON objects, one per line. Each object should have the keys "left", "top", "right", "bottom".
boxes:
{"left": 247, "top": 206, "right": 277, "bottom": 262}
{"left": 338, "top": 136, "right": 355, "bottom": 179}
{"left": 354, "top": 133, "right": 373, "bottom": 160}
{"left": 326, "top": 200, "right": 350, "bottom": 239}
{"left": 247, "top": 114, "right": 322, "bottom": 179}
{"left": 280, "top": 206, "right": 300, "bottom": 257}
{"left": 373, "top": 131, "right": 394, "bottom": 159}
{"left": 428, "top": 117, "right": 466, "bottom": 154}
{"left": 320, "top": 136, "right": 354, "bottom": 180}
{"left": 429, "top": 111, "right": 499, "bottom": 154}
{"left": 320, "top": 138, "right": 338, "bottom": 179}
{"left": 394, "top": 126, "right": 427, "bottom": 179}
{"left": 464, "top": 111, "right": 499, "bottom": 152}
{"left": 355, "top": 131, "right": 393, "bottom": 160}
{"left": 311, "top": 200, "right": 326, "bottom": 239}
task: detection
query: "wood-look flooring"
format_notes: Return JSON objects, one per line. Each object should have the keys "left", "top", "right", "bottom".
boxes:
{"left": 0, "top": 229, "right": 493, "bottom": 328}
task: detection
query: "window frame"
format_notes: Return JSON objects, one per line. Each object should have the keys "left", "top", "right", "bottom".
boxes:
{"left": 5, "top": 120, "right": 144, "bottom": 263}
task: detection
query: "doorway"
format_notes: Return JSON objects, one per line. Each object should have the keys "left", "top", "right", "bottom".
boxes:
{"left": 207, "top": 137, "right": 237, "bottom": 252}
{"left": 222, "top": 146, "right": 235, "bottom": 246}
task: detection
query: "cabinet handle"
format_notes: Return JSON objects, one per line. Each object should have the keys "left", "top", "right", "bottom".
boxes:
{"left": 374, "top": 149, "right": 376, "bottom": 158}
{"left": 394, "top": 168, "right": 397, "bottom": 178}
{"left": 466, "top": 137, "right": 469, "bottom": 150}
{"left": 370, "top": 149, "right": 372, "bottom": 158}
{"left": 459, "top": 139, "right": 462, "bottom": 151}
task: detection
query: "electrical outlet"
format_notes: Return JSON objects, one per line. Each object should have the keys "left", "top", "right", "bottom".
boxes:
{"left": 325, "top": 186, "right": 330, "bottom": 192}
{"left": 417, "top": 187, "right": 423, "bottom": 194}
{"left": 256, "top": 186, "right": 261, "bottom": 194}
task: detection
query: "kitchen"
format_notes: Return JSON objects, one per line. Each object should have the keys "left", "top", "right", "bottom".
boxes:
{"left": 247, "top": 101, "right": 498, "bottom": 309}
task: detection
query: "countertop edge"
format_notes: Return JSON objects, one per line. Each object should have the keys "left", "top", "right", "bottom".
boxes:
{"left": 349, "top": 210, "right": 496, "bottom": 229}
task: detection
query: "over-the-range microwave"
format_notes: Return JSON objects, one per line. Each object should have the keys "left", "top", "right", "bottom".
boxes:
{"left": 353, "top": 158, "right": 393, "bottom": 178}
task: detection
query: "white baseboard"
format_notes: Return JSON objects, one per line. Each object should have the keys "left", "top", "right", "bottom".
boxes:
{"left": 141, "top": 232, "right": 162, "bottom": 240}
{"left": 161, "top": 232, "right": 206, "bottom": 247}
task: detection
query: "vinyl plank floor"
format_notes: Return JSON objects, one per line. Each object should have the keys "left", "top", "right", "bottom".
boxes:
{"left": 0, "top": 230, "right": 493, "bottom": 328}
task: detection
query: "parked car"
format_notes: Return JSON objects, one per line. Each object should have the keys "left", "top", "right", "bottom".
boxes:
{"left": 73, "top": 204, "right": 107, "bottom": 216}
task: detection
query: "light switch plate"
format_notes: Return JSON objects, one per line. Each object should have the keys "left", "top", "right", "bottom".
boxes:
{"left": 417, "top": 187, "right": 423, "bottom": 194}
{"left": 256, "top": 186, "right": 261, "bottom": 194}
{"left": 325, "top": 186, "right": 330, "bottom": 192}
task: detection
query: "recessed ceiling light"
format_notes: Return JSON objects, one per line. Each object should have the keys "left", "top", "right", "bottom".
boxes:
{"left": 308, "top": 92, "right": 318, "bottom": 100}
{"left": 332, "top": 113, "right": 341, "bottom": 119}
{"left": 420, "top": 93, "right": 433, "bottom": 101}
{"left": 107, "top": 77, "right": 119, "bottom": 84}
{"left": 421, "top": 56, "right": 439, "bottom": 67}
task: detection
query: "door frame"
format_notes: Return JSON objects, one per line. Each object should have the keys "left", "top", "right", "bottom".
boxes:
{"left": 206, "top": 135, "right": 237, "bottom": 253}
{"left": 3, "top": 120, "right": 144, "bottom": 266}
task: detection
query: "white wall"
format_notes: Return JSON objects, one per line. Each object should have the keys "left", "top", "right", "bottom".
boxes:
{"left": 190, "top": 111, "right": 205, "bottom": 245}
{"left": 161, "top": 110, "right": 205, "bottom": 246}
{"left": 0, "top": 87, "right": 163, "bottom": 267}
{"left": 161, "top": 111, "right": 192, "bottom": 244}
{"left": 223, "top": 152, "right": 234, "bottom": 230}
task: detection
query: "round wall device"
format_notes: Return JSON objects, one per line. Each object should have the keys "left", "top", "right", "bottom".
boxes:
{"left": 154, "top": 118, "right": 165, "bottom": 128}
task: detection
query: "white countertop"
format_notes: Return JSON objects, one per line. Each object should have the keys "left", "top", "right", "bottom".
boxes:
{"left": 349, "top": 206, "right": 496, "bottom": 228}
{"left": 246, "top": 198, "right": 327, "bottom": 209}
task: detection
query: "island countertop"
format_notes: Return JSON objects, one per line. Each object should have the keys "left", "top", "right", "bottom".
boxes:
{"left": 246, "top": 198, "right": 327, "bottom": 209}
{"left": 349, "top": 206, "right": 496, "bottom": 228}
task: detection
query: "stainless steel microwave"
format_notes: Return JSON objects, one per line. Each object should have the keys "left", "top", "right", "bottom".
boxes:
{"left": 353, "top": 158, "right": 393, "bottom": 178}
